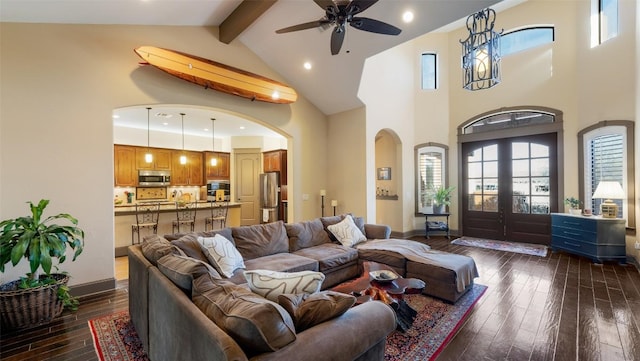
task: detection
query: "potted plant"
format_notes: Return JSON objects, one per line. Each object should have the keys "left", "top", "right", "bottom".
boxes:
{"left": 564, "top": 197, "right": 582, "bottom": 215}
{"left": 0, "top": 199, "right": 84, "bottom": 330}
{"left": 433, "top": 186, "right": 455, "bottom": 214}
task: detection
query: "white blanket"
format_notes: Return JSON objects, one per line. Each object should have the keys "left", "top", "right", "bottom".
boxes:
{"left": 356, "top": 239, "right": 478, "bottom": 293}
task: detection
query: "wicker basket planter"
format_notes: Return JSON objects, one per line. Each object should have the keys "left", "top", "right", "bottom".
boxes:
{"left": 0, "top": 273, "right": 69, "bottom": 330}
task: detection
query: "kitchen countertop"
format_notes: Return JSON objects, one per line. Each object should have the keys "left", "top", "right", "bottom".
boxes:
{"left": 114, "top": 200, "right": 240, "bottom": 215}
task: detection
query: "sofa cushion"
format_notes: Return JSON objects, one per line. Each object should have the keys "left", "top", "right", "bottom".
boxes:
{"left": 243, "top": 269, "right": 325, "bottom": 302}
{"left": 164, "top": 228, "right": 233, "bottom": 243}
{"left": 277, "top": 291, "right": 356, "bottom": 331}
{"left": 223, "top": 253, "right": 319, "bottom": 285}
{"left": 157, "top": 253, "right": 221, "bottom": 294}
{"left": 326, "top": 215, "right": 367, "bottom": 247}
{"left": 198, "top": 234, "right": 245, "bottom": 278}
{"left": 285, "top": 219, "right": 331, "bottom": 252}
{"left": 292, "top": 244, "right": 358, "bottom": 272}
{"left": 232, "top": 221, "right": 289, "bottom": 260}
{"left": 192, "top": 274, "right": 296, "bottom": 356}
{"left": 141, "top": 234, "right": 182, "bottom": 265}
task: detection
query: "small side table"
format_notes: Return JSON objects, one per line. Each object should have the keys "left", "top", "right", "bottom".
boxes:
{"left": 423, "top": 213, "right": 450, "bottom": 239}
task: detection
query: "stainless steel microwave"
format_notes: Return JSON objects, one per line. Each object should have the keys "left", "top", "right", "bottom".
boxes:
{"left": 138, "top": 170, "right": 171, "bottom": 186}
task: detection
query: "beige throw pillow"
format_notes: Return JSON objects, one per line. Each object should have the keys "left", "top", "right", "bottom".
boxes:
{"left": 243, "top": 269, "right": 325, "bottom": 302}
{"left": 326, "top": 214, "right": 367, "bottom": 247}
{"left": 198, "top": 234, "right": 245, "bottom": 278}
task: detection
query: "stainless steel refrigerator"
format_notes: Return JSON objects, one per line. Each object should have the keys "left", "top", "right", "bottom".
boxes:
{"left": 260, "top": 172, "right": 279, "bottom": 223}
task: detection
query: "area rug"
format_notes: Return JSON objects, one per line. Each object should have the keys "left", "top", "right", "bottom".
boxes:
{"left": 88, "top": 310, "right": 149, "bottom": 361}
{"left": 451, "top": 236, "right": 548, "bottom": 257}
{"left": 385, "top": 283, "right": 486, "bottom": 361}
{"left": 88, "top": 284, "right": 486, "bottom": 361}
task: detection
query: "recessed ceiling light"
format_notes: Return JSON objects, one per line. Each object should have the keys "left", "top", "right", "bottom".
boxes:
{"left": 204, "top": 128, "right": 209, "bottom": 131}
{"left": 303, "top": 62, "right": 312, "bottom": 70}
{"left": 272, "top": 90, "right": 280, "bottom": 100}
{"left": 240, "top": 126, "right": 246, "bottom": 130}
{"left": 403, "top": 11, "right": 414, "bottom": 23}
{"left": 112, "top": 114, "right": 120, "bottom": 119}
{"left": 162, "top": 122, "right": 169, "bottom": 126}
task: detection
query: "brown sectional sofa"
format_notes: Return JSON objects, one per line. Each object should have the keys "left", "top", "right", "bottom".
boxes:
{"left": 128, "top": 215, "right": 477, "bottom": 361}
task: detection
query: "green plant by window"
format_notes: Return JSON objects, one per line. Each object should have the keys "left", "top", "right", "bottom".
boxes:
{"left": 434, "top": 186, "right": 456, "bottom": 206}
{"left": 564, "top": 197, "right": 582, "bottom": 209}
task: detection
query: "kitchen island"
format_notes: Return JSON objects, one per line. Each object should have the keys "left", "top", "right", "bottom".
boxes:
{"left": 114, "top": 201, "right": 241, "bottom": 256}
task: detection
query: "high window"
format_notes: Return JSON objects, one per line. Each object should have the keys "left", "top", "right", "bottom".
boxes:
{"left": 578, "top": 121, "right": 635, "bottom": 228}
{"left": 501, "top": 27, "right": 554, "bottom": 56}
{"left": 415, "top": 143, "right": 447, "bottom": 213}
{"left": 591, "top": 0, "right": 618, "bottom": 47}
{"left": 421, "top": 53, "right": 437, "bottom": 90}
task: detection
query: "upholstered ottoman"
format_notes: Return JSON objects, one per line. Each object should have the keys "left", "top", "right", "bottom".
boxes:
{"left": 406, "top": 259, "right": 472, "bottom": 303}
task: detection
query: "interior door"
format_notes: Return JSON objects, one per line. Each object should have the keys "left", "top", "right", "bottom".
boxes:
{"left": 235, "top": 151, "right": 261, "bottom": 225}
{"left": 462, "top": 133, "right": 557, "bottom": 244}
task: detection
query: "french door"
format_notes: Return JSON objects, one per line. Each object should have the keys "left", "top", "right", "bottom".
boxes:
{"left": 461, "top": 133, "right": 558, "bottom": 245}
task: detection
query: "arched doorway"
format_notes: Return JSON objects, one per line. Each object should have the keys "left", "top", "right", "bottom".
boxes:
{"left": 458, "top": 107, "right": 564, "bottom": 245}
{"left": 375, "top": 129, "right": 402, "bottom": 230}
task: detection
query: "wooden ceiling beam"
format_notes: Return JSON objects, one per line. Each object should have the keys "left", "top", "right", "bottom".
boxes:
{"left": 219, "top": 0, "right": 278, "bottom": 44}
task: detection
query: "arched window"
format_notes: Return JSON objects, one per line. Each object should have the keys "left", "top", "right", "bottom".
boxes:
{"left": 415, "top": 143, "right": 448, "bottom": 214}
{"left": 578, "top": 121, "right": 635, "bottom": 228}
{"left": 502, "top": 26, "right": 554, "bottom": 56}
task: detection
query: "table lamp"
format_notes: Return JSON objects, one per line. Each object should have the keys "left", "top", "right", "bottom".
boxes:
{"left": 592, "top": 181, "right": 625, "bottom": 218}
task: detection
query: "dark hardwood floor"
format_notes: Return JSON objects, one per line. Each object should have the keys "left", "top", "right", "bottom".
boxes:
{"left": 2, "top": 236, "right": 639, "bottom": 361}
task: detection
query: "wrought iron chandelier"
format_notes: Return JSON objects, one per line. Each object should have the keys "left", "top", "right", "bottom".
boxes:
{"left": 460, "top": 8, "right": 502, "bottom": 91}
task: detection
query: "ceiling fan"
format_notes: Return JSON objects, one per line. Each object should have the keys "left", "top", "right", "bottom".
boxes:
{"left": 275, "top": 0, "right": 402, "bottom": 55}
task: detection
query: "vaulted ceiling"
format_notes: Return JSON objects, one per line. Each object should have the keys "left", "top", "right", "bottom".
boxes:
{"left": 1, "top": 0, "right": 516, "bottom": 115}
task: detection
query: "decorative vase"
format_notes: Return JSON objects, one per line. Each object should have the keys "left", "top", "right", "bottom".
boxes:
{"left": 0, "top": 273, "right": 69, "bottom": 330}
{"left": 433, "top": 205, "right": 445, "bottom": 214}
{"left": 569, "top": 208, "right": 582, "bottom": 215}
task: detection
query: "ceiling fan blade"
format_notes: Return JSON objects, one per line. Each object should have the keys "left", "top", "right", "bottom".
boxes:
{"left": 314, "top": 0, "right": 338, "bottom": 12}
{"left": 350, "top": 17, "right": 401, "bottom": 35}
{"left": 345, "top": 0, "right": 378, "bottom": 15}
{"left": 330, "top": 25, "right": 346, "bottom": 55}
{"left": 276, "top": 20, "right": 329, "bottom": 34}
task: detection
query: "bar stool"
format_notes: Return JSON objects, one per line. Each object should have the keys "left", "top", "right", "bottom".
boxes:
{"left": 172, "top": 201, "right": 197, "bottom": 234}
{"left": 205, "top": 201, "right": 228, "bottom": 231}
{"left": 131, "top": 202, "right": 160, "bottom": 244}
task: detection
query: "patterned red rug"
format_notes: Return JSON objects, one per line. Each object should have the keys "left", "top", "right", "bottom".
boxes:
{"left": 88, "top": 284, "right": 486, "bottom": 361}
{"left": 385, "top": 283, "right": 487, "bottom": 361}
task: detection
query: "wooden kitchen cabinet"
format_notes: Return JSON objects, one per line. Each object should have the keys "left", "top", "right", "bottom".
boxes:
{"left": 171, "top": 150, "right": 204, "bottom": 186}
{"left": 135, "top": 147, "right": 172, "bottom": 171}
{"left": 205, "top": 152, "right": 230, "bottom": 180}
{"left": 263, "top": 149, "right": 287, "bottom": 185}
{"left": 114, "top": 145, "right": 137, "bottom": 186}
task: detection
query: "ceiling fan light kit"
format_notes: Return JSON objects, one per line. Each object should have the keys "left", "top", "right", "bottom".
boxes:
{"left": 276, "top": 0, "right": 402, "bottom": 55}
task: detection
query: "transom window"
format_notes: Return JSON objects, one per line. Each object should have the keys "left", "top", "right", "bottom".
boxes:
{"left": 502, "top": 27, "right": 554, "bottom": 56}
{"left": 462, "top": 110, "right": 555, "bottom": 135}
{"left": 591, "top": 0, "right": 618, "bottom": 47}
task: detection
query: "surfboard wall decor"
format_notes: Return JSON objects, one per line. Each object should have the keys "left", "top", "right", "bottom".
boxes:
{"left": 134, "top": 46, "right": 297, "bottom": 104}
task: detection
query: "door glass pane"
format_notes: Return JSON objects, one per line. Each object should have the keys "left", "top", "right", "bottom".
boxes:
{"left": 468, "top": 163, "right": 482, "bottom": 178}
{"left": 469, "top": 195, "right": 482, "bottom": 211}
{"left": 484, "top": 145, "right": 498, "bottom": 161}
{"left": 483, "top": 195, "right": 498, "bottom": 212}
{"left": 512, "top": 159, "right": 530, "bottom": 177}
{"left": 512, "top": 142, "right": 529, "bottom": 159}
{"left": 484, "top": 178, "right": 498, "bottom": 192}
{"left": 531, "top": 196, "right": 550, "bottom": 214}
{"left": 484, "top": 161, "right": 498, "bottom": 177}
{"left": 467, "top": 148, "right": 482, "bottom": 162}
{"left": 513, "top": 195, "right": 530, "bottom": 213}
{"left": 532, "top": 177, "right": 550, "bottom": 195}
{"left": 513, "top": 177, "right": 530, "bottom": 195}
{"left": 531, "top": 143, "right": 549, "bottom": 157}
{"left": 531, "top": 158, "right": 549, "bottom": 176}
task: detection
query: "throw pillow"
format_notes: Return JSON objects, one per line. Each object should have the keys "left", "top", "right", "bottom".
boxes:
{"left": 141, "top": 234, "right": 182, "bottom": 266}
{"left": 157, "top": 253, "right": 221, "bottom": 294}
{"left": 285, "top": 219, "right": 331, "bottom": 252}
{"left": 243, "top": 269, "right": 325, "bottom": 302}
{"left": 192, "top": 274, "right": 297, "bottom": 355}
{"left": 198, "top": 234, "right": 246, "bottom": 278}
{"left": 277, "top": 291, "right": 356, "bottom": 331}
{"left": 326, "top": 214, "right": 367, "bottom": 247}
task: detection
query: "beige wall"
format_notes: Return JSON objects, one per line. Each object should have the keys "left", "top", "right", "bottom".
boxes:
{"left": 374, "top": 130, "right": 402, "bottom": 230}
{"left": 0, "top": 23, "right": 328, "bottom": 286}
{"left": 348, "top": 0, "right": 638, "bottom": 252}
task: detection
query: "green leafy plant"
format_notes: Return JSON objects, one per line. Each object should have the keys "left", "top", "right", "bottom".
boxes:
{"left": 0, "top": 199, "right": 84, "bottom": 310}
{"left": 434, "top": 186, "right": 456, "bottom": 206}
{"left": 564, "top": 197, "right": 582, "bottom": 209}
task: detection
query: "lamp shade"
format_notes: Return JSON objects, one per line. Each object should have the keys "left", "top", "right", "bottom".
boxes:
{"left": 592, "top": 181, "right": 625, "bottom": 200}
